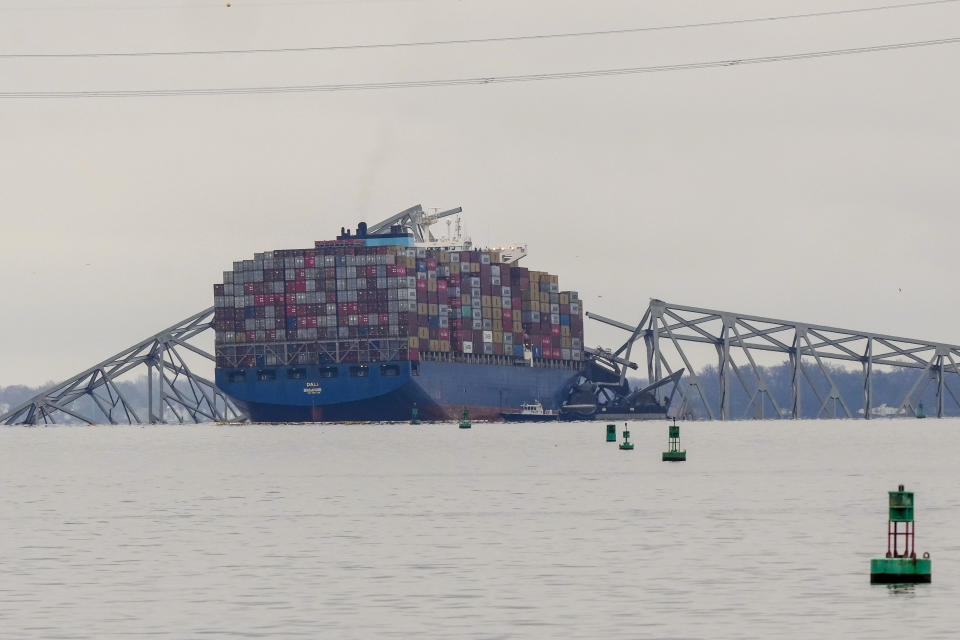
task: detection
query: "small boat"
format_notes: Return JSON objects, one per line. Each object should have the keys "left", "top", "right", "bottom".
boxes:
{"left": 459, "top": 408, "right": 472, "bottom": 429}
{"left": 500, "top": 400, "right": 560, "bottom": 423}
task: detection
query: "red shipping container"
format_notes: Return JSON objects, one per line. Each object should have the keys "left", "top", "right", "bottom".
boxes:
{"left": 305, "top": 255, "right": 315, "bottom": 268}
{"left": 297, "top": 317, "right": 307, "bottom": 329}
{"left": 426, "top": 258, "right": 437, "bottom": 269}
{"left": 493, "top": 343, "right": 504, "bottom": 355}
{"left": 266, "top": 330, "right": 276, "bottom": 341}
{"left": 254, "top": 295, "right": 265, "bottom": 306}
{"left": 295, "top": 281, "right": 306, "bottom": 293}
{"left": 502, "top": 309, "right": 512, "bottom": 321}
{"left": 512, "top": 297, "right": 521, "bottom": 309}
{"left": 246, "top": 330, "right": 256, "bottom": 342}
{"left": 296, "top": 269, "right": 306, "bottom": 280}
{"left": 409, "top": 348, "right": 420, "bottom": 360}
{"left": 379, "top": 313, "right": 390, "bottom": 325}
{"left": 552, "top": 348, "right": 562, "bottom": 359}
{"left": 416, "top": 279, "right": 427, "bottom": 291}
{"left": 551, "top": 325, "right": 561, "bottom": 336}
{"left": 243, "top": 283, "right": 254, "bottom": 295}
{"left": 287, "top": 305, "right": 298, "bottom": 317}
{"left": 359, "top": 314, "right": 369, "bottom": 326}
{"left": 439, "top": 328, "right": 450, "bottom": 340}
{"left": 307, "top": 317, "right": 318, "bottom": 328}
{"left": 437, "top": 280, "right": 447, "bottom": 292}
{"left": 285, "top": 281, "right": 295, "bottom": 293}
{"left": 214, "top": 284, "right": 225, "bottom": 295}
{"left": 325, "top": 267, "right": 336, "bottom": 278}
{"left": 541, "top": 336, "right": 551, "bottom": 348}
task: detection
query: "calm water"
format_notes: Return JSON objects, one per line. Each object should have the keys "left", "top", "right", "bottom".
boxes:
{"left": 1, "top": 419, "right": 958, "bottom": 639}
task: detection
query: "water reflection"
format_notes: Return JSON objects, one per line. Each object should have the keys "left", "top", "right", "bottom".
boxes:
{"left": 885, "top": 583, "right": 917, "bottom": 597}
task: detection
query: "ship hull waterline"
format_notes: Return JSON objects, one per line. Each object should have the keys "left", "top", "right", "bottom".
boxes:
{"left": 217, "top": 359, "right": 582, "bottom": 422}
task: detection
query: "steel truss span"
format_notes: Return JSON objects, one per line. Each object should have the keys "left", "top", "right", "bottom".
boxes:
{"left": 588, "top": 299, "right": 960, "bottom": 420}
{"left": 1, "top": 308, "right": 246, "bottom": 426}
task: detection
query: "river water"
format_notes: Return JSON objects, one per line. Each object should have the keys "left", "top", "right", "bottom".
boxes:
{"left": 1, "top": 419, "right": 957, "bottom": 639}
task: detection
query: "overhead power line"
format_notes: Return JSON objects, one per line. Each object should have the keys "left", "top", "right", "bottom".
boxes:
{"left": 0, "top": 0, "right": 957, "bottom": 59}
{"left": 1, "top": 36, "right": 957, "bottom": 99}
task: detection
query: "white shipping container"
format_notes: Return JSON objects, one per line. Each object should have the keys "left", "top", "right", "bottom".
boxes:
{"left": 462, "top": 340, "right": 473, "bottom": 353}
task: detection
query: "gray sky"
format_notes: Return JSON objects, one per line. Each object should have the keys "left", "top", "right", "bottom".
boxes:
{"left": 1, "top": 0, "right": 958, "bottom": 387}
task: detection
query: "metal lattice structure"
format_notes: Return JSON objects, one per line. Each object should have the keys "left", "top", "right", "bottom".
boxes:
{"left": 366, "top": 204, "right": 463, "bottom": 242}
{"left": 589, "top": 299, "right": 960, "bottom": 420}
{"left": 1, "top": 308, "right": 245, "bottom": 425}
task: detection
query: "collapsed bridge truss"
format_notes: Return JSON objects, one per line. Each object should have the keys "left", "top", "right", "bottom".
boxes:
{"left": 589, "top": 299, "right": 960, "bottom": 420}
{"left": 1, "top": 308, "right": 245, "bottom": 425}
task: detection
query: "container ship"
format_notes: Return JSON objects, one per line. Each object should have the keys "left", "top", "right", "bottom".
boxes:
{"left": 213, "top": 206, "right": 586, "bottom": 422}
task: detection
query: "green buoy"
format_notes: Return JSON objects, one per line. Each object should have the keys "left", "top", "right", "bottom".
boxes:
{"left": 409, "top": 404, "right": 422, "bottom": 425}
{"left": 916, "top": 402, "right": 926, "bottom": 419}
{"left": 870, "top": 484, "right": 931, "bottom": 584}
{"left": 618, "top": 424, "right": 634, "bottom": 450}
{"left": 606, "top": 424, "right": 617, "bottom": 442}
{"left": 662, "top": 418, "right": 686, "bottom": 462}
{"left": 459, "top": 407, "right": 472, "bottom": 429}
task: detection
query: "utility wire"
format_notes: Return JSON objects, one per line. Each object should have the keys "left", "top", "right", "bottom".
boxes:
{"left": 1, "top": 36, "right": 957, "bottom": 99}
{"left": 0, "top": 0, "right": 957, "bottom": 58}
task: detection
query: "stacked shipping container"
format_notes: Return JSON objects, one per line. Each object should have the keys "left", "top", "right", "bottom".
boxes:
{"left": 214, "top": 240, "right": 584, "bottom": 369}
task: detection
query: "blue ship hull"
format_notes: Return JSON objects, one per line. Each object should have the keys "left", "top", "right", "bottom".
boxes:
{"left": 216, "top": 360, "right": 581, "bottom": 422}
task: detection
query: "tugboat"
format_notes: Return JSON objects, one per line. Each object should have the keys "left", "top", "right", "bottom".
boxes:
{"left": 500, "top": 400, "right": 560, "bottom": 423}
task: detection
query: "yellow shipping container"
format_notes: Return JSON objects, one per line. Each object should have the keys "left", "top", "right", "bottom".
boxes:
{"left": 561, "top": 326, "right": 570, "bottom": 337}
{"left": 462, "top": 294, "right": 471, "bottom": 305}
{"left": 408, "top": 336, "right": 419, "bottom": 348}
{"left": 418, "top": 303, "right": 428, "bottom": 315}
{"left": 439, "top": 252, "right": 450, "bottom": 263}
{"left": 493, "top": 331, "right": 503, "bottom": 343}
{"left": 429, "top": 339, "right": 438, "bottom": 351}
{"left": 429, "top": 304, "right": 438, "bottom": 315}
{"left": 482, "top": 295, "right": 491, "bottom": 308}
{"left": 492, "top": 318, "right": 502, "bottom": 331}
{"left": 512, "top": 320, "right": 523, "bottom": 333}
{"left": 427, "top": 280, "right": 437, "bottom": 293}
{"left": 540, "top": 292, "right": 549, "bottom": 304}
{"left": 549, "top": 274, "right": 559, "bottom": 284}
{"left": 559, "top": 293, "right": 569, "bottom": 305}
{"left": 419, "top": 327, "right": 430, "bottom": 339}
{"left": 405, "top": 257, "right": 416, "bottom": 269}
{"left": 440, "top": 340, "right": 450, "bottom": 352}
{"left": 562, "top": 336, "right": 571, "bottom": 348}
{"left": 471, "top": 263, "right": 480, "bottom": 274}
{"left": 451, "top": 263, "right": 460, "bottom": 275}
